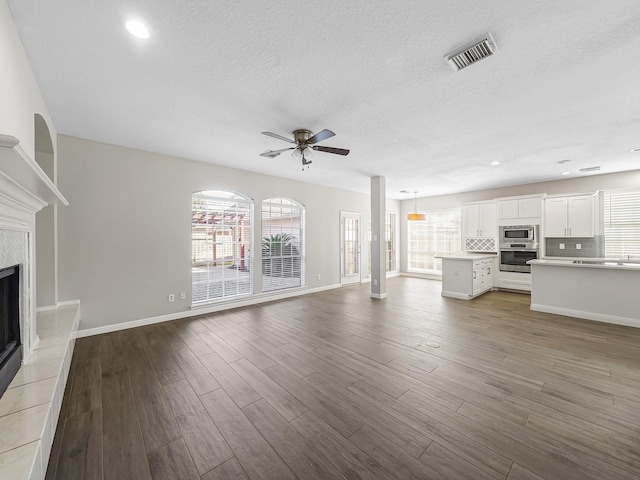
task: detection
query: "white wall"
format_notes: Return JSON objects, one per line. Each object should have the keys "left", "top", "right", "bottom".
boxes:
{"left": 0, "top": 0, "right": 56, "bottom": 158}
{"left": 399, "top": 169, "right": 640, "bottom": 272}
{"left": 2, "top": 0, "right": 60, "bottom": 309}
{"left": 57, "top": 135, "right": 383, "bottom": 330}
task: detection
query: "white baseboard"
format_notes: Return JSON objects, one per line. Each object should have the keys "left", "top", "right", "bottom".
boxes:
{"left": 57, "top": 299, "right": 81, "bottom": 307}
{"left": 530, "top": 303, "right": 640, "bottom": 328}
{"left": 37, "top": 299, "right": 81, "bottom": 313}
{"left": 77, "top": 284, "right": 342, "bottom": 338}
{"left": 36, "top": 305, "right": 57, "bottom": 312}
{"left": 441, "top": 290, "right": 470, "bottom": 300}
{"left": 370, "top": 292, "right": 388, "bottom": 299}
{"left": 401, "top": 272, "right": 442, "bottom": 281}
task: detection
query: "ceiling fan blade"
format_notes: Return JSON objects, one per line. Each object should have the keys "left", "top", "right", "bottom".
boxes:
{"left": 261, "top": 131, "right": 295, "bottom": 144}
{"left": 307, "top": 129, "right": 335, "bottom": 144}
{"left": 260, "top": 147, "right": 294, "bottom": 158}
{"left": 312, "top": 145, "right": 350, "bottom": 156}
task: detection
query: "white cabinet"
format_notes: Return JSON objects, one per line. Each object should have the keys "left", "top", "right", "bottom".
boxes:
{"left": 544, "top": 194, "right": 595, "bottom": 237}
{"left": 441, "top": 256, "right": 494, "bottom": 299}
{"left": 473, "top": 258, "right": 494, "bottom": 296}
{"left": 462, "top": 202, "right": 497, "bottom": 252}
{"left": 462, "top": 202, "right": 496, "bottom": 237}
{"left": 497, "top": 197, "right": 542, "bottom": 221}
{"left": 497, "top": 200, "right": 518, "bottom": 220}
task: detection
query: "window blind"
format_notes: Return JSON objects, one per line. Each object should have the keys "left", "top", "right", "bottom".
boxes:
{"left": 192, "top": 191, "right": 253, "bottom": 304}
{"left": 261, "top": 198, "right": 304, "bottom": 292}
{"left": 604, "top": 188, "right": 640, "bottom": 259}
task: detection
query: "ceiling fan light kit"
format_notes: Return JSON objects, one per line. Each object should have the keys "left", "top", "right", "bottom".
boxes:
{"left": 260, "top": 128, "right": 349, "bottom": 170}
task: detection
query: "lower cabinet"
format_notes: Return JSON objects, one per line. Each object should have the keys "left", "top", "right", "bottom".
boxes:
{"left": 472, "top": 258, "right": 493, "bottom": 296}
{"left": 441, "top": 257, "right": 494, "bottom": 300}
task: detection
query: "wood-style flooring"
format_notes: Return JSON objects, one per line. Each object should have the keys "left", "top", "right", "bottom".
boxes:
{"left": 46, "top": 277, "right": 640, "bottom": 480}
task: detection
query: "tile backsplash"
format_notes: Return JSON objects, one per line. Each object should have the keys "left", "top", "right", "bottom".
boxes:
{"left": 545, "top": 236, "right": 604, "bottom": 258}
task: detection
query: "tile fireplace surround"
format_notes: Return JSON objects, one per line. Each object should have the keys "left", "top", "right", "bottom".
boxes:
{"left": 0, "top": 135, "right": 75, "bottom": 479}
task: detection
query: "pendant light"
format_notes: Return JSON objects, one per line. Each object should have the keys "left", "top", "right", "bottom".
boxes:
{"left": 407, "top": 191, "right": 425, "bottom": 221}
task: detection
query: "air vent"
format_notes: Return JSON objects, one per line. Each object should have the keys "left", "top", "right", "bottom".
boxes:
{"left": 445, "top": 34, "right": 498, "bottom": 72}
{"left": 579, "top": 166, "right": 601, "bottom": 173}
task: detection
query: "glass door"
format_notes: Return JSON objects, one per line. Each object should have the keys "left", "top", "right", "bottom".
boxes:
{"left": 340, "top": 212, "right": 361, "bottom": 285}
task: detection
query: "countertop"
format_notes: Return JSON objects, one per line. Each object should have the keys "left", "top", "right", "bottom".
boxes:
{"left": 435, "top": 253, "right": 497, "bottom": 261}
{"left": 529, "top": 258, "right": 640, "bottom": 271}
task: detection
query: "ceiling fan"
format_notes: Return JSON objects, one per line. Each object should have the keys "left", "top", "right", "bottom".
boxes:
{"left": 260, "top": 129, "right": 350, "bottom": 169}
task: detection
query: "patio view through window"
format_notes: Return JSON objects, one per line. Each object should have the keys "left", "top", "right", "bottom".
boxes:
{"left": 262, "top": 198, "right": 305, "bottom": 292}
{"left": 192, "top": 190, "right": 252, "bottom": 304}
{"left": 408, "top": 207, "right": 461, "bottom": 273}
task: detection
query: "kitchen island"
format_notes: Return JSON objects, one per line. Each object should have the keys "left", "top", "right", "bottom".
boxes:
{"left": 436, "top": 253, "right": 497, "bottom": 300}
{"left": 529, "top": 259, "right": 640, "bottom": 327}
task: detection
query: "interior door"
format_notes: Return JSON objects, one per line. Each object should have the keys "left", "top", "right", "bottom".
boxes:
{"left": 340, "top": 212, "right": 361, "bottom": 285}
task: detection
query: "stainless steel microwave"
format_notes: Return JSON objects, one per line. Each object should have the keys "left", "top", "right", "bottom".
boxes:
{"left": 500, "top": 225, "right": 538, "bottom": 244}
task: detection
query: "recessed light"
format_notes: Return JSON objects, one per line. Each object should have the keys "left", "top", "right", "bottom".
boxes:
{"left": 125, "top": 20, "right": 150, "bottom": 39}
{"left": 560, "top": 171, "right": 571, "bottom": 176}
{"left": 630, "top": 147, "right": 640, "bottom": 153}
{"left": 490, "top": 161, "right": 501, "bottom": 166}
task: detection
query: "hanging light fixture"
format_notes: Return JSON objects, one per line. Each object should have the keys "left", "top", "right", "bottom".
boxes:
{"left": 407, "top": 191, "right": 425, "bottom": 221}
{"left": 292, "top": 145, "right": 313, "bottom": 169}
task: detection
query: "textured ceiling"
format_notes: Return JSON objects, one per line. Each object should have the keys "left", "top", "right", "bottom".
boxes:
{"left": 8, "top": 0, "right": 640, "bottom": 199}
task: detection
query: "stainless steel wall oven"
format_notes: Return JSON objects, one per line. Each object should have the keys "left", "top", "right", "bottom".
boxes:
{"left": 499, "top": 225, "right": 539, "bottom": 273}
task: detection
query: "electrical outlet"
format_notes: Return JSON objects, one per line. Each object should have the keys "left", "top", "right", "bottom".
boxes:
{"left": 317, "top": 274, "right": 321, "bottom": 280}
{"left": 168, "top": 294, "right": 175, "bottom": 303}
{"left": 374, "top": 279, "right": 378, "bottom": 286}
{"left": 559, "top": 243, "right": 565, "bottom": 250}
{"left": 180, "top": 292, "right": 186, "bottom": 300}
{"left": 576, "top": 244, "right": 582, "bottom": 250}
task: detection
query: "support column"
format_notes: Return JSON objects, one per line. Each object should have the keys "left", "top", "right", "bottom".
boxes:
{"left": 370, "top": 176, "right": 387, "bottom": 299}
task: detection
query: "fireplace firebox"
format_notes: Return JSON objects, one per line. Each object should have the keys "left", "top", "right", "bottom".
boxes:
{"left": 0, "top": 265, "right": 21, "bottom": 399}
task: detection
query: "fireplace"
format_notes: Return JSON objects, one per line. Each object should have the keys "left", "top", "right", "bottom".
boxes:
{"left": 0, "top": 264, "right": 21, "bottom": 399}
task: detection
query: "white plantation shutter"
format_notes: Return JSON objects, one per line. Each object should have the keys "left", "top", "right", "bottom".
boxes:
{"left": 192, "top": 190, "right": 253, "bottom": 304}
{"left": 604, "top": 188, "right": 640, "bottom": 259}
{"left": 261, "top": 198, "right": 304, "bottom": 292}
{"left": 408, "top": 207, "right": 461, "bottom": 273}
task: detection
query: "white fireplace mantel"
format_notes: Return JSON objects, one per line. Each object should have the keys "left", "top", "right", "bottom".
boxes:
{"left": 0, "top": 134, "right": 68, "bottom": 210}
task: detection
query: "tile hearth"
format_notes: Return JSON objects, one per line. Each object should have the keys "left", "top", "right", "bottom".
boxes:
{"left": 0, "top": 305, "right": 79, "bottom": 480}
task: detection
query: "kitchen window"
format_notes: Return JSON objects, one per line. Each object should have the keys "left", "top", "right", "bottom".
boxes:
{"left": 408, "top": 207, "right": 461, "bottom": 274}
{"left": 604, "top": 188, "right": 640, "bottom": 258}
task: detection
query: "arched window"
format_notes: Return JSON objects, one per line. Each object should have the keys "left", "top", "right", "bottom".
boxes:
{"left": 261, "top": 198, "right": 305, "bottom": 292}
{"left": 192, "top": 190, "right": 252, "bottom": 304}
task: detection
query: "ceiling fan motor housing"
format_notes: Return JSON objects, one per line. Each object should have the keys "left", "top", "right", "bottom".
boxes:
{"left": 293, "top": 129, "right": 313, "bottom": 144}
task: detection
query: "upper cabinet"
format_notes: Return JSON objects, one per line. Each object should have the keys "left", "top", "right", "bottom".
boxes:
{"left": 462, "top": 202, "right": 497, "bottom": 252}
{"left": 497, "top": 196, "right": 542, "bottom": 223}
{"left": 544, "top": 193, "right": 601, "bottom": 238}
